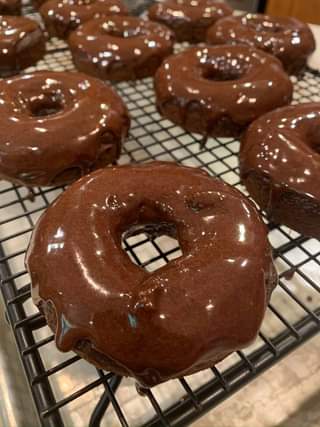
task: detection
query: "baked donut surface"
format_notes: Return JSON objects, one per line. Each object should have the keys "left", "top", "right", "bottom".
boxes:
{"left": 0, "top": 71, "right": 130, "bottom": 187}
{"left": 207, "top": 14, "right": 316, "bottom": 75}
{"left": 26, "top": 162, "right": 277, "bottom": 387}
{"left": 154, "top": 45, "right": 293, "bottom": 138}
{"left": 0, "top": 0, "right": 21, "bottom": 15}
{"left": 69, "top": 16, "right": 175, "bottom": 81}
{"left": 0, "top": 16, "right": 45, "bottom": 76}
{"left": 148, "top": 0, "right": 233, "bottom": 43}
{"left": 240, "top": 103, "right": 320, "bottom": 239}
{"left": 40, "top": 0, "right": 128, "bottom": 39}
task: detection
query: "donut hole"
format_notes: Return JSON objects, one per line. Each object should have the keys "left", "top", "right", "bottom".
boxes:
{"left": 202, "top": 59, "right": 247, "bottom": 81}
{"left": 28, "top": 93, "right": 64, "bottom": 117}
{"left": 186, "top": 199, "right": 208, "bottom": 212}
{"left": 122, "top": 222, "right": 182, "bottom": 272}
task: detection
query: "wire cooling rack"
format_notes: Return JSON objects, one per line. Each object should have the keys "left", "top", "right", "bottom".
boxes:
{"left": 1, "top": 7, "right": 320, "bottom": 426}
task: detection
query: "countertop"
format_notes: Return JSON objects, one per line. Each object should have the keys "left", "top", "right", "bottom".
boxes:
{"left": 195, "top": 335, "right": 320, "bottom": 427}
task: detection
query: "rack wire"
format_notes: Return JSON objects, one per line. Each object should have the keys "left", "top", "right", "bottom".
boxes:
{"left": 1, "top": 7, "right": 320, "bottom": 426}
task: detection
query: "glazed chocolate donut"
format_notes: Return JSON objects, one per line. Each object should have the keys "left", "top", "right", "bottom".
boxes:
{"left": 0, "top": 16, "right": 45, "bottom": 76}
{"left": 26, "top": 162, "right": 277, "bottom": 387}
{"left": 40, "top": 0, "right": 128, "bottom": 39}
{"left": 69, "top": 16, "right": 175, "bottom": 81}
{"left": 154, "top": 45, "right": 293, "bottom": 138}
{"left": 148, "top": 0, "right": 233, "bottom": 43}
{"left": 0, "top": 71, "right": 130, "bottom": 187}
{"left": 0, "top": 0, "right": 21, "bottom": 15}
{"left": 240, "top": 103, "right": 320, "bottom": 239}
{"left": 207, "top": 14, "right": 316, "bottom": 75}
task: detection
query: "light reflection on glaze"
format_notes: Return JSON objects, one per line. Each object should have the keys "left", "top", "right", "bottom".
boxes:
{"left": 0, "top": 71, "right": 130, "bottom": 187}
{"left": 68, "top": 16, "right": 175, "bottom": 81}
{"left": 240, "top": 103, "right": 320, "bottom": 238}
{"left": 207, "top": 13, "right": 316, "bottom": 75}
{"left": 26, "top": 162, "right": 277, "bottom": 387}
{"left": 154, "top": 45, "right": 293, "bottom": 138}
{"left": 0, "top": 16, "right": 45, "bottom": 76}
{"left": 148, "top": 0, "right": 233, "bottom": 43}
{"left": 40, "top": 0, "right": 128, "bottom": 39}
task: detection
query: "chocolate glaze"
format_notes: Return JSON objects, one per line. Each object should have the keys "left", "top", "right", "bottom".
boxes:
{"left": 154, "top": 45, "right": 293, "bottom": 138}
{"left": 26, "top": 162, "right": 277, "bottom": 387}
{"left": 148, "top": 0, "right": 233, "bottom": 43}
{"left": 207, "top": 14, "right": 316, "bottom": 75}
{"left": 0, "top": 16, "right": 45, "bottom": 76}
{"left": 69, "top": 16, "right": 175, "bottom": 81}
{"left": 40, "top": 0, "right": 128, "bottom": 39}
{"left": 32, "top": 0, "right": 46, "bottom": 9}
{"left": 0, "top": 0, "right": 21, "bottom": 15}
{"left": 240, "top": 103, "right": 320, "bottom": 239}
{"left": 0, "top": 71, "right": 130, "bottom": 187}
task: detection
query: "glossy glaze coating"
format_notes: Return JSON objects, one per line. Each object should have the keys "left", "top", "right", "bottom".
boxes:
{"left": 0, "top": 71, "right": 130, "bottom": 187}
{"left": 207, "top": 14, "right": 316, "bottom": 75}
{"left": 148, "top": 0, "right": 233, "bottom": 43}
{"left": 154, "top": 45, "right": 293, "bottom": 138}
{"left": 240, "top": 103, "right": 320, "bottom": 238}
{"left": 32, "top": 0, "right": 46, "bottom": 10}
{"left": 69, "top": 16, "right": 175, "bottom": 81}
{"left": 40, "top": 0, "right": 128, "bottom": 39}
{"left": 0, "top": 16, "right": 45, "bottom": 76}
{"left": 26, "top": 162, "right": 277, "bottom": 387}
{"left": 0, "top": 0, "right": 21, "bottom": 15}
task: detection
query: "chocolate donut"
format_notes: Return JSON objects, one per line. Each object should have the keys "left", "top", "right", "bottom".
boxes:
{"left": 0, "top": 16, "right": 45, "bottom": 76}
{"left": 207, "top": 14, "right": 316, "bottom": 75}
{"left": 69, "top": 16, "right": 175, "bottom": 81}
{"left": 0, "top": 71, "right": 130, "bottom": 187}
{"left": 26, "top": 162, "right": 277, "bottom": 387}
{"left": 154, "top": 45, "right": 293, "bottom": 138}
{"left": 240, "top": 103, "right": 320, "bottom": 239}
{"left": 148, "top": 0, "right": 233, "bottom": 43}
{"left": 0, "top": 0, "right": 21, "bottom": 15}
{"left": 40, "top": 0, "right": 128, "bottom": 39}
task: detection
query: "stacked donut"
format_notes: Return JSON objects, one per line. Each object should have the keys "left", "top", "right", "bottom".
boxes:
{"left": 0, "top": 0, "right": 318, "bottom": 388}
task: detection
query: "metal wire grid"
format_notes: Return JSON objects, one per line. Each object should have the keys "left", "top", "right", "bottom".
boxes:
{"left": 0, "top": 16, "right": 320, "bottom": 427}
